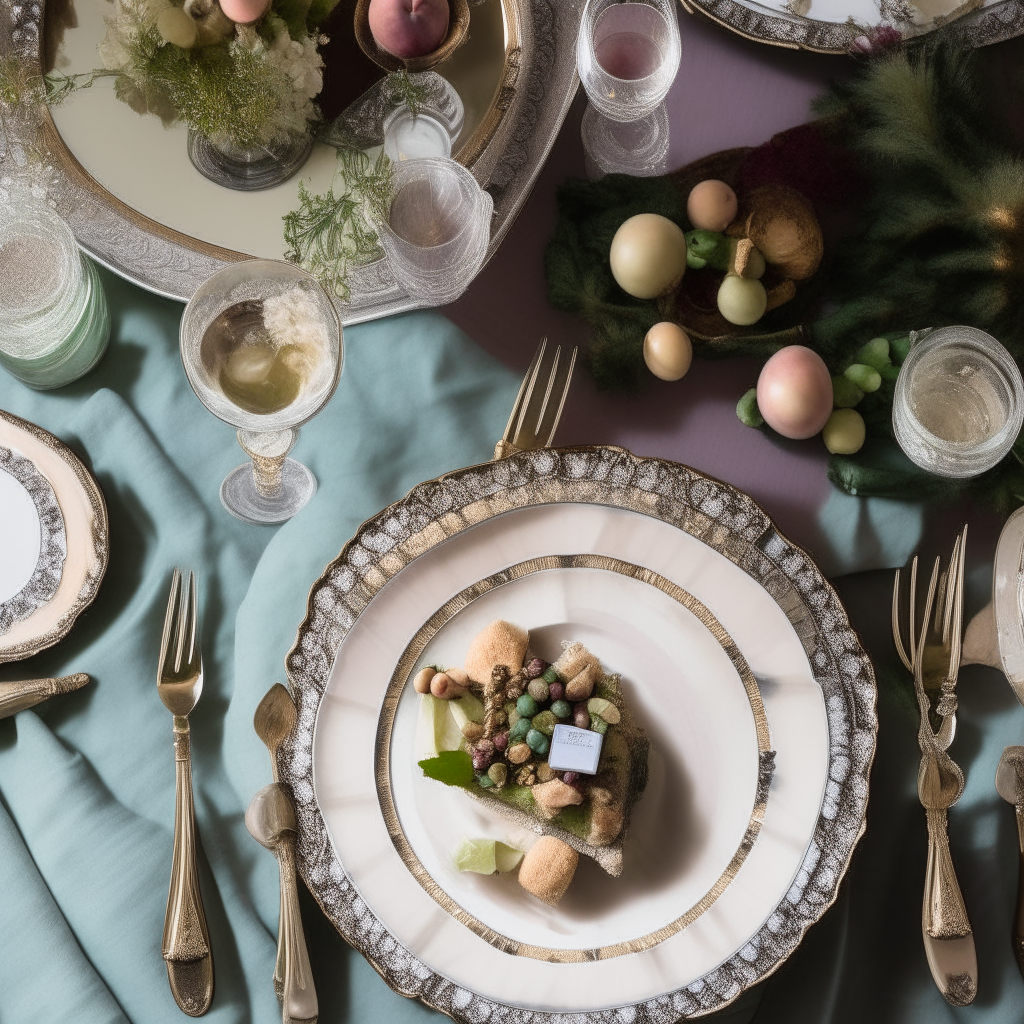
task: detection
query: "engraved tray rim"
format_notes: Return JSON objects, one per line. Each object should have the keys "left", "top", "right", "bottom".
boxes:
{"left": 280, "top": 445, "right": 878, "bottom": 1022}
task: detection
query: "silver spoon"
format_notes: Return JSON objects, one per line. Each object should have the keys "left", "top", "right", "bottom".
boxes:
{"left": 995, "top": 746, "right": 1024, "bottom": 979}
{"left": 246, "top": 784, "right": 318, "bottom": 1024}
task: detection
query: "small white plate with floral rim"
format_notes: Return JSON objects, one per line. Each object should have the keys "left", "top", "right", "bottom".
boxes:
{"left": 282, "top": 446, "right": 876, "bottom": 1021}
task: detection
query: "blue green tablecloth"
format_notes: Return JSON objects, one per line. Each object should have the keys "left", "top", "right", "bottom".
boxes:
{"left": 2, "top": 269, "right": 1024, "bottom": 1024}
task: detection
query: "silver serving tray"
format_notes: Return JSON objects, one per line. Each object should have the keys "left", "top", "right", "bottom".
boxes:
{"left": 0, "top": 0, "right": 581, "bottom": 322}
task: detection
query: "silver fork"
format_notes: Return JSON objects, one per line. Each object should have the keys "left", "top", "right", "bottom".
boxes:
{"left": 893, "top": 525, "right": 967, "bottom": 750}
{"left": 493, "top": 338, "right": 578, "bottom": 460}
{"left": 157, "top": 568, "right": 214, "bottom": 1017}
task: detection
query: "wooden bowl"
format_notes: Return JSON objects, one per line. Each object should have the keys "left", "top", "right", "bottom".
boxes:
{"left": 354, "top": 0, "right": 471, "bottom": 73}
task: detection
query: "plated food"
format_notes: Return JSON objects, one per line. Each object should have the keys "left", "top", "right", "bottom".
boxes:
{"left": 283, "top": 446, "right": 875, "bottom": 1020}
{"left": 415, "top": 620, "right": 651, "bottom": 902}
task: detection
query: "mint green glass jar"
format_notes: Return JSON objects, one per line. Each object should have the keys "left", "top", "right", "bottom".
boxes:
{"left": 0, "top": 198, "right": 110, "bottom": 390}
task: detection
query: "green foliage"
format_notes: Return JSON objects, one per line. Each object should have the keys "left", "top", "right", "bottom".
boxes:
{"left": 418, "top": 750, "right": 474, "bottom": 788}
{"left": 306, "top": 0, "right": 342, "bottom": 28}
{"left": 283, "top": 147, "right": 393, "bottom": 301}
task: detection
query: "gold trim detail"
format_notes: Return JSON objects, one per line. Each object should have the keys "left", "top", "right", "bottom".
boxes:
{"left": 374, "top": 554, "right": 772, "bottom": 962}
{"left": 0, "top": 410, "right": 109, "bottom": 663}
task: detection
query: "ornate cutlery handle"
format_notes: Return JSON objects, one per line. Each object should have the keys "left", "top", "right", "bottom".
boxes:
{"left": 1014, "top": 805, "right": 1024, "bottom": 976}
{"left": 277, "top": 833, "right": 317, "bottom": 1023}
{"left": 163, "top": 718, "right": 212, "bottom": 966}
{"left": 923, "top": 807, "right": 972, "bottom": 940}
{"left": 0, "top": 674, "right": 89, "bottom": 719}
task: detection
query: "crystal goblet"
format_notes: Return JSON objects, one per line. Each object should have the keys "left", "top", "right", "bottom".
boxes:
{"left": 577, "top": 0, "right": 681, "bottom": 122}
{"left": 180, "top": 260, "right": 343, "bottom": 524}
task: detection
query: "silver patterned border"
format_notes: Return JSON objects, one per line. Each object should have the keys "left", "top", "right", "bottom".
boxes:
{"left": 282, "top": 446, "right": 878, "bottom": 1022}
{"left": 679, "top": 0, "right": 1024, "bottom": 53}
{"left": 0, "top": 445, "right": 66, "bottom": 636}
{"left": 0, "top": 410, "right": 108, "bottom": 664}
{"left": 0, "top": 0, "right": 580, "bottom": 321}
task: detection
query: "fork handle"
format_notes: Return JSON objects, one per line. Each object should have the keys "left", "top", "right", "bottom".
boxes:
{"left": 1013, "top": 805, "right": 1024, "bottom": 977}
{"left": 924, "top": 807, "right": 972, "bottom": 940}
{"left": 277, "top": 833, "right": 317, "bottom": 1023}
{"left": 493, "top": 440, "right": 518, "bottom": 461}
{"left": 163, "top": 717, "right": 213, "bottom": 967}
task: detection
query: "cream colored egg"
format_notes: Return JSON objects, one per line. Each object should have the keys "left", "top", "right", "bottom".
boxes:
{"left": 717, "top": 275, "right": 767, "bottom": 326}
{"left": 609, "top": 214, "right": 687, "bottom": 299}
{"left": 156, "top": 6, "right": 200, "bottom": 46}
{"left": 687, "top": 180, "right": 738, "bottom": 233}
{"left": 643, "top": 322, "right": 692, "bottom": 381}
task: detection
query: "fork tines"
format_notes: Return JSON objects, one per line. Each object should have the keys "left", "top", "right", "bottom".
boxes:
{"left": 159, "top": 568, "right": 197, "bottom": 680}
{"left": 501, "top": 338, "right": 578, "bottom": 454}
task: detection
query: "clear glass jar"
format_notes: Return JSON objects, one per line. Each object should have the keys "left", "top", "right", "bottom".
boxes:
{"left": 0, "top": 198, "right": 110, "bottom": 390}
{"left": 892, "top": 326, "right": 1024, "bottom": 478}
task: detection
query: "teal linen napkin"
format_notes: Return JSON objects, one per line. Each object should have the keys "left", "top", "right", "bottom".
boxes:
{"left": 0, "top": 267, "right": 517, "bottom": 1023}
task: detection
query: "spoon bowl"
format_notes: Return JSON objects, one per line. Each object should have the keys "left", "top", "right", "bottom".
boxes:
{"left": 996, "top": 746, "right": 1024, "bottom": 805}
{"left": 253, "top": 683, "right": 297, "bottom": 782}
{"left": 245, "top": 783, "right": 297, "bottom": 851}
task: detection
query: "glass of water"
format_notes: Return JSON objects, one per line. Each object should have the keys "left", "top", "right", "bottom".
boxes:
{"left": 577, "top": 0, "right": 681, "bottom": 122}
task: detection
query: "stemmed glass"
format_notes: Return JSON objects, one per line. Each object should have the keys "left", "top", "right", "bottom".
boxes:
{"left": 180, "top": 260, "right": 343, "bottom": 524}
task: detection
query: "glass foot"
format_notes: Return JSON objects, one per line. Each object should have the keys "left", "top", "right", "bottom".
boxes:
{"left": 187, "top": 130, "right": 314, "bottom": 192}
{"left": 581, "top": 102, "right": 670, "bottom": 180}
{"left": 220, "top": 459, "right": 317, "bottom": 524}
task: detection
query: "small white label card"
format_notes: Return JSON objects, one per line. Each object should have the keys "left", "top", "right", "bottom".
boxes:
{"left": 548, "top": 724, "right": 603, "bottom": 775}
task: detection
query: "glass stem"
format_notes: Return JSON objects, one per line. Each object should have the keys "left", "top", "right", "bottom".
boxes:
{"left": 237, "top": 428, "right": 298, "bottom": 499}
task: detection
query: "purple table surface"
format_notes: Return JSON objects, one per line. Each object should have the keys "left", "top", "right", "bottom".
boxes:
{"left": 444, "top": 8, "right": 1020, "bottom": 577}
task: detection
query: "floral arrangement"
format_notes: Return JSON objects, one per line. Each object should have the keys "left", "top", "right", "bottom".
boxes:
{"left": 96, "top": 0, "right": 338, "bottom": 148}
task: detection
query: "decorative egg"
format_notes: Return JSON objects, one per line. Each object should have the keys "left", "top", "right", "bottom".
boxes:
{"left": 643, "top": 322, "right": 692, "bottom": 381}
{"left": 219, "top": 0, "right": 270, "bottom": 24}
{"left": 717, "top": 275, "right": 767, "bottom": 325}
{"left": 687, "top": 180, "right": 738, "bottom": 233}
{"left": 609, "top": 214, "right": 687, "bottom": 299}
{"left": 156, "top": 6, "right": 199, "bottom": 46}
{"left": 756, "top": 345, "right": 834, "bottom": 440}
{"left": 823, "top": 408, "right": 866, "bottom": 454}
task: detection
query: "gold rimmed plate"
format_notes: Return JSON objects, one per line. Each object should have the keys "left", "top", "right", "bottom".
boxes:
{"left": 0, "top": 410, "right": 108, "bottom": 663}
{"left": 281, "top": 446, "right": 877, "bottom": 1021}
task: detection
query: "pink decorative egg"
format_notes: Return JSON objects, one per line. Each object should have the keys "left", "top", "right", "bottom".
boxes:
{"left": 687, "top": 180, "right": 738, "bottom": 233}
{"left": 756, "top": 345, "right": 833, "bottom": 440}
{"left": 219, "top": 0, "right": 270, "bottom": 23}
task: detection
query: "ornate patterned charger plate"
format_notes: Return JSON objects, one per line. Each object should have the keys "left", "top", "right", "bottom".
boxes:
{"left": 282, "top": 446, "right": 877, "bottom": 1021}
{"left": 679, "top": 0, "right": 1024, "bottom": 53}
{"left": 0, "top": 410, "right": 108, "bottom": 663}
{"left": 0, "top": 0, "right": 579, "bottom": 321}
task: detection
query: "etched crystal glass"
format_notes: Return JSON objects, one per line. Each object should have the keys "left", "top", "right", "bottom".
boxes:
{"left": 180, "top": 260, "right": 343, "bottom": 524}
{"left": 893, "top": 326, "right": 1024, "bottom": 478}
{"left": 373, "top": 157, "right": 492, "bottom": 305}
{"left": 581, "top": 100, "right": 670, "bottom": 178}
{"left": 577, "top": 0, "right": 681, "bottom": 122}
{"left": 187, "top": 131, "right": 314, "bottom": 192}
{"left": 0, "top": 197, "right": 110, "bottom": 389}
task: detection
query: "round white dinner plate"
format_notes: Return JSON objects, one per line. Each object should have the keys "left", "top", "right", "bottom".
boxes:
{"left": 680, "top": 0, "right": 1024, "bottom": 54}
{"left": 0, "top": 410, "right": 108, "bottom": 663}
{"left": 283, "top": 446, "right": 876, "bottom": 1022}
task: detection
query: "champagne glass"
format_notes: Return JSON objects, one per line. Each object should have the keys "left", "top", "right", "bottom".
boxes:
{"left": 180, "top": 260, "right": 343, "bottom": 524}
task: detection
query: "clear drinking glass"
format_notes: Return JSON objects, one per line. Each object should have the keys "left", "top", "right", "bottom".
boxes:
{"left": 187, "top": 130, "right": 314, "bottom": 192}
{"left": 892, "top": 326, "right": 1024, "bottom": 478}
{"left": 0, "top": 197, "right": 110, "bottom": 389}
{"left": 577, "top": 0, "right": 681, "bottom": 122}
{"left": 180, "top": 260, "right": 343, "bottom": 524}
{"left": 581, "top": 100, "right": 670, "bottom": 178}
{"left": 373, "top": 157, "right": 492, "bottom": 305}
